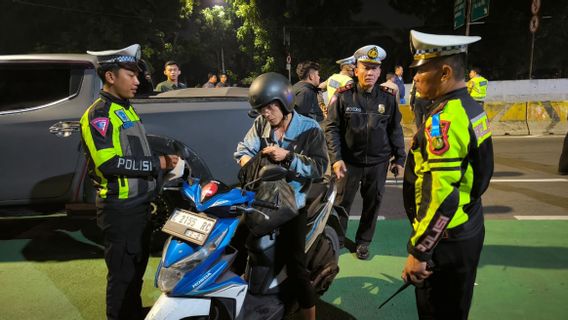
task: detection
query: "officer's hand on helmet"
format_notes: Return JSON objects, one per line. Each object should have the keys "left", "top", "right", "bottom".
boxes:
{"left": 333, "top": 160, "right": 347, "bottom": 180}
{"left": 261, "top": 146, "right": 289, "bottom": 162}
{"left": 160, "top": 155, "right": 179, "bottom": 170}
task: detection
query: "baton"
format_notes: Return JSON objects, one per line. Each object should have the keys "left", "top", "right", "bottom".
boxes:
{"left": 378, "top": 260, "right": 435, "bottom": 309}
{"left": 378, "top": 282, "right": 411, "bottom": 309}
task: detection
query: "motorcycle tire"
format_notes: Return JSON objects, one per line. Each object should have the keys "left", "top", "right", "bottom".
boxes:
{"left": 308, "top": 225, "right": 340, "bottom": 295}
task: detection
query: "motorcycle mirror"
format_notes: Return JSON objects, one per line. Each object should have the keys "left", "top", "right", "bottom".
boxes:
{"left": 258, "top": 165, "right": 288, "bottom": 181}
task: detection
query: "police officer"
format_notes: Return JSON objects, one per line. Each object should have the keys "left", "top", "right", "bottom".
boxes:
{"left": 401, "top": 30, "right": 494, "bottom": 319}
{"left": 319, "top": 56, "right": 356, "bottom": 104}
{"left": 324, "top": 45, "right": 406, "bottom": 260}
{"left": 80, "top": 44, "right": 179, "bottom": 319}
{"left": 467, "top": 67, "right": 488, "bottom": 106}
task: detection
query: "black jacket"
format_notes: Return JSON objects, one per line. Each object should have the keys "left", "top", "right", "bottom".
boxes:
{"left": 324, "top": 83, "right": 406, "bottom": 166}
{"left": 293, "top": 81, "right": 323, "bottom": 122}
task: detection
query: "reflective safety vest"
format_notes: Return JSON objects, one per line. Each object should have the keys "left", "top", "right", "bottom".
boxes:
{"left": 467, "top": 76, "right": 488, "bottom": 101}
{"left": 403, "top": 88, "right": 494, "bottom": 262}
{"left": 80, "top": 91, "right": 159, "bottom": 207}
{"left": 326, "top": 73, "right": 353, "bottom": 101}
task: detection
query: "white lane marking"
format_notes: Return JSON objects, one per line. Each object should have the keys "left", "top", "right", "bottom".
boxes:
{"left": 514, "top": 215, "right": 568, "bottom": 220}
{"left": 491, "top": 178, "right": 568, "bottom": 183}
{"left": 349, "top": 216, "right": 386, "bottom": 220}
{"left": 386, "top": 178, "right": 568, "bottom": 185}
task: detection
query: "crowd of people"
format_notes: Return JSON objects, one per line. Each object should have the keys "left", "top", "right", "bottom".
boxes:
{"left": 81, "top": 29, "right": 494, "bottom": 320}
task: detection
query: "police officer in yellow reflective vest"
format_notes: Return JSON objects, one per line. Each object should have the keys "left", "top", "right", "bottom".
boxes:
{"left": 467, "top": 67, "right": 488, "bottom": 106}
{"left": 80, "top": 44, "right": 178, "bottom": 319}
{"left": 401, "top": 31, "right": 494, "bottom": 320}
{"left": 320, "top": 56, "right": 355, "bottom": 105}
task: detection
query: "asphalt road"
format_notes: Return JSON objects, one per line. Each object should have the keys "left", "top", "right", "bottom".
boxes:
{"left": 354, "top": 135, "right": 568, "bottom": 220}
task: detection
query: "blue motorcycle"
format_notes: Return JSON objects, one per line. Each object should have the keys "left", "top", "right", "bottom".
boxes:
{"left": 146, "top": 163, "right": 344, "bottom": 320}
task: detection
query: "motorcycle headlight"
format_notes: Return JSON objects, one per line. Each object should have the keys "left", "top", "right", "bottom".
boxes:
{"left": 157, "top": 229, "right": 227, "bottom": 293}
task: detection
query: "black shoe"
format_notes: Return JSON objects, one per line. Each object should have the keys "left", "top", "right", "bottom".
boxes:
{"left": 356, "top": 244, "right": 369, "bottom": 260}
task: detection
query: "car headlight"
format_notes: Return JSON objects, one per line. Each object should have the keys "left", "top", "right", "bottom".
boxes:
{"left": 157, "top": 229, "right": 227, "bottom": 293}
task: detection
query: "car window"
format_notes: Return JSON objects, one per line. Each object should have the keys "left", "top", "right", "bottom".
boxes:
{"left": 0, "top": 62, "right": 86, "bottom": 113}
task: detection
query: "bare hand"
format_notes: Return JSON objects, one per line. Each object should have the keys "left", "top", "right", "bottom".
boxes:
{"left": 390, "top": 163, "right": 404, "bottom": 177}
{"left": 402, "top": 254, "right": 432, "bottom": 285}
{"left": 160, "top": 155, "right": 179, "bottom": 170}
{"left": 332, "top": 160, "right": 347, "bottom": 179}
{"left": 261, "top": 146, "right": 289, "bottom": 162}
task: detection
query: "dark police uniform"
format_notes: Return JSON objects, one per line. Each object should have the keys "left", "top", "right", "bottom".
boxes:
{"left": 325, "top": 73, "right": 406, "bottom": 250}
{"left": 403, "top": 30, "right": 494, "bottom": 319}
{"left": 80, "top": 44, "right": 162, "bottom": 320}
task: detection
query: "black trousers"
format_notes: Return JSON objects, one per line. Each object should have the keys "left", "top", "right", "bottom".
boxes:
{"left": 415, "top": 227, "right": 485, "bottom": 320}
{"left": 558, "top": 131, "right": 568, "bottom": 174}
{"left": 335, "top": 161, "right": 389, "bottom": 245}
{"left": 277, "top": 208, "right": 316, "bottom": 309}
{"left": 97, "top": 204, "right": 152, "bottom": 320}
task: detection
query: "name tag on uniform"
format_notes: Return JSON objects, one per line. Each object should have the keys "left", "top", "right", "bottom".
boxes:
{"left": 345, "top": 106, "right": 362, "bottom": 113}
{"left": 115, "top": 109, "right": 130, "bottom": 123}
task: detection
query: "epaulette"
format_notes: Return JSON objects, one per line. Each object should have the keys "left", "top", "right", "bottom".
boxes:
{"left": 336, "top": 82, "right": 353, "bottom": 94}
{"left": 379, "top": 84, "right": 395, "bottom": 96}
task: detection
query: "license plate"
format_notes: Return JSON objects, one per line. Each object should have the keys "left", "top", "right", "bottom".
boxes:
{"left": 162, "top": 209, "right": 217, "bottom": 245}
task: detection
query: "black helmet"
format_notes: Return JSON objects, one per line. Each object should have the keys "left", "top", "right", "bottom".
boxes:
{"left": 248, "top": 72, "right": 294, "bottom": 113}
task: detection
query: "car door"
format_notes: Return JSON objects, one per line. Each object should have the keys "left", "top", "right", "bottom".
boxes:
{"left": 0, "top": 60, "right": 98, "bottom": 204}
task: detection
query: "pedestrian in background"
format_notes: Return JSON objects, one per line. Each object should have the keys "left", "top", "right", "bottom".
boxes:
{"left": 80, "top": 44, "right": 179, "bottom": 319}
{"left": 324, "top": 45, "right": 406, "bottom": 260}
{"left": 202, "top": 72, "right": 218, "bottom": 88}
{"left": 382, "top": 72, "right": 400, "bottom": 103}
{"left": 402, "top": 30, "right": 494, "bottom": 320}
{"left": 467, "top": 67, "right": 488, "bottom": 106}
{"left": 216, "top": 73, "right": 229, "bottom": 88}
{"left": 394, "top": 65, "right": 406, "bottom": 104}
{"left": 292, "top": 61, "right": 323, "bottom": 122}
{"left": 155, "top": 60, "right": 186, "bottom": 92}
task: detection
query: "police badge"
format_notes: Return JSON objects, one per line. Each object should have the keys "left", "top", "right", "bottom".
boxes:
{"left": 368, "top": 47, "right": 379, "bottom": 59}
{"left": 377, "top": 104, "right": 385, "bottom": 114}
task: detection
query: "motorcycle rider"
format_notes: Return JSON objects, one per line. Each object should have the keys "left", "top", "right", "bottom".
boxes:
{"left": 234, "top": 72, "right": 328, "bottom": 320}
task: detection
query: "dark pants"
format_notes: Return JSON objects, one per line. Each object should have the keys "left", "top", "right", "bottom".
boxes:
{"left": 415, "top": 227, "right": 485, "bottom": 320}
{"left": 335, "top": 161, "right": 389, "bottom": 245}
{"left": 277, "top": 208, "right": 316, "bottom": 309}
{"left": 559, "top": 131, "right": 568, "bottom": 174}
{"left": 98, "top": 204, "right": 152, "bottom": 320}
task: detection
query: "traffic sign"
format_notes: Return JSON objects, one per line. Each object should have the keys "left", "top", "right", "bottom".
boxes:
{"left": 454, "top": 0, "right": 466, "bottom": 30}
{"left": 286, "top": 55, "right": 291, "bottom": 64}
{"left": 471, "top": 0, "right": 490, "bottom": 22}
{"left": 286, "top": 63, "right": 291, "bottom": 70}
{"left": 529, "top": 15, "right": 540, "bottom": 33}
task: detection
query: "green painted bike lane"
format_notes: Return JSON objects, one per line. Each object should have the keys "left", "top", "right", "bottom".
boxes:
{"left": 0, "top": 220, "right": 567, "bottom": 319}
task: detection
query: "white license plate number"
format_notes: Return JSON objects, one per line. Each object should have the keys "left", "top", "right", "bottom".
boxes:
{"left": 162, "top": 209, "right": 217, "bottom": 245}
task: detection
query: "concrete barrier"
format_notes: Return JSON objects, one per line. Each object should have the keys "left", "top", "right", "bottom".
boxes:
{"left": 399, "top": 100, "right": 568, "bottom": 137}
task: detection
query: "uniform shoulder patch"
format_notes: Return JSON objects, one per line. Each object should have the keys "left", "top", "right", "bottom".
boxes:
{"left": 379, "top": 85, "right": 395, "bottom": 96}
{"left": 90, "top": 117, "right": 109, "bottom": 137}
{"left": 336, "top": 82, "right": 353, "bottom": 94}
